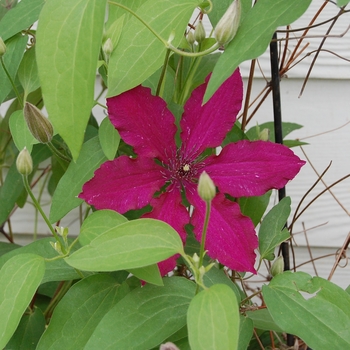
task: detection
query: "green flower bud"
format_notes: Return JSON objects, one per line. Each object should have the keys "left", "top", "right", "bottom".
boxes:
{"left": 214, "top": 0, "right": 241, "bottom": 46}
{"left": 194, "top": 20, "right": 206, "bottom": 43}
{"left": 16, "top": 147, "right": 33, "bottom": 175}
{"left": 103, "top": 38, "right": 113, "bottom": 57}
{"left": 270, "top": 256, "right": 284, "bottom": 277}
{"left": 24, "top": 102, "right": 53, "bottom": 143}
{"left": 259, "top": 128, "right": 270, "bottom": 141}
{"left": 198, "top": 171, "right": 216, "bottom": 202}
{"left": 187, "top": 31, "right": 195, "bottom": 46}
{"left": 0, "top": 37, "right": 6, "bottom": 57}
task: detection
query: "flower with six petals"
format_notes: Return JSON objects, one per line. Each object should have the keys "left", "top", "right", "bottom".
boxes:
{"left": 79, "top": 70, "right": 305, "bottom": 275}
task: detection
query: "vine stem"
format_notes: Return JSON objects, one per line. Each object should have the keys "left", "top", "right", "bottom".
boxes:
{"left": 198, "top": 200, "right": 211, "bottom": 269}
{"left": 22, "top": 174, "right": 66, "bottom": 253}
{"left": 1, "top": 57, "right": 23, "bottom": 108}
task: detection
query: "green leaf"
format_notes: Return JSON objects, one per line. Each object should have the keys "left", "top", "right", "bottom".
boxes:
{"left": 99, "top": 117, "right": 120, "bottom": 160}
{"left": 50, "top": 136, "right": 107, "bottom": 223}
{"left": 0, "top": 34, "right": 27, "bottom": 104}
{"left": 202, "top": 266, "right": 241, "bottom": 302}
{"left": 107, "top": 0, "right": 201, "bottom": 97}
{"left": 337, "top": 0, "right": 350, "bottom": 6}
{"left": 65, "top": 218, "right": 184, "bottom": 271}
{"left": 0, "top": 238, "right": 82, "bottom": 284}
{"left": 204, "top": 0, "right": 312, "bottom": 103}
{"left": 85, "top": 277, "right": 195, "bottom": 349}
{"left": 0, "top": 0, "right": 44, "bottom": 41}
{"left": 79, "top": 209, "right": 128, "bottom": 246}
{"left": 263, "top": 271, "right": 350, "bottom": 349}
{"left": 17, "top": 46, "right": 40, "bottom": 100}
{"left": 245, "top": 308, "right": 283, "bottom": 332}
{"left": 5, "top": 307, "right": 45, "bottom": 350}
{"left": 239, "top": 191, "right": 271, "bottom": 227}
{"left": 9, "top": 110, "right": 38, "bottom": 152}
{"left": 246, "top": 121, "right": 303, "bottom": 142}
{"left": 0, "top": 242, "right": 21, "bottom": 257}
{"left": 238, "top": 316, "right": 253, "bottom": 350}
{"left": 259, "top": 197, "right": 291, "bottom": 261}
{"left": 128, "top": 264, "right": 163, "bottom": 286}
{"left": 36, "top": 0, "right": 107, "bottom": 160}
{"left": 0, "top": 253, "right": 45, "bottom": 348}
{"left": 0, "top": 0, "right": 18, "bottom": 22}
{"left": 36, "top": 274, "right": 130, "bottom": 350}
{"left": 187, "top": 284, "right": 240, "bottom": 350}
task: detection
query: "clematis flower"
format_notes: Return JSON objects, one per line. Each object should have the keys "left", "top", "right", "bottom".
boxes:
{"left": 79, "top": 69, "right": 305, "bottom": 275}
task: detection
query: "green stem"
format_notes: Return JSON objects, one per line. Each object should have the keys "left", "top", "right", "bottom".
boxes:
{"left": 22, "top": 175, "right": 66, "bottom": 253}
{"left": 156, "top": 48, "right": 171, "bottom": 97}
{"left": 1, "top": 57, "right": 23, "bottom": 108}
{"left": 47, "top": 141, "right": 71, "bottom": 163}
{"left": 198, "top": 200, "right": 211, "bottom": 271}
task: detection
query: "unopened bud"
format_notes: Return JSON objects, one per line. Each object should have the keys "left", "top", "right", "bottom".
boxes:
{"left": 270, "top": 256, "right": 284, "bottom": 277}
{"left": 198, "top": 171, "right": 216, "bottom": 202}
{"left": 214, "top": 0, "right": 241, "bottom": 46}
{"left": 194, "top": 20, "right": 206, "bottom": 43}
{"left": 159, "top": 342, "right": 180, "bottom": 350}
{"left": 0, "top": 37, "right": 6, "bottom": 57}
{"left": 24, "top": 102, "right": 53, "bottom": 143}
{"left": 259, "top": 128, "right": 270, "bottom": 141}
{"left": 187, "top": 31, "right": 195, "bottom": 46}
{"left": 16, "top": 147, "right": 33, "bottom": 175}
{"left": 103, "top": 38, "right": 113, "bottom": 56}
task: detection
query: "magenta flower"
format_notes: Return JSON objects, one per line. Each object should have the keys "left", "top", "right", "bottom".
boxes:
{"left": 80, "top": 70, "right": 305, "bottom": 274}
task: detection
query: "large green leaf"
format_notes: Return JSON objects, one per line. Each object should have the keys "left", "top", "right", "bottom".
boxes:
{"left": 0, "top": 253, "right": 45, "bottom": 348}
{"left": 85, "top": 277, "right": 195, "bottom": 349}
{"left": 187, "top": 284, "right": 240, "bottom": 350}
{"left": 128, "top": 264, "right": 163, "bottom": 286}
{"left": 5, "top": 307, "right": 45, "bottom": 350}
{"left": 238, "top": 316, "right": 253, "bottom": 350}
{"left": 107, "top": 0, "right": 201, "bottom": 97}
{"left": 36, "top": 0, "right": 107, "bottom": 160}
{"left": 245, "top": 308, "right": 283, "bottom": 332}
{"left": 36, "top": 274, "right": 130, "bottom": 350}
{"left": 204, "top": 0, "right": 312, "bottom": 103}
{"left": 0, "top": 0, "right": 44, "bottom": 41}
{"left": 337, "top": 0, "right": 350, "bottom": 6}
{"left": 79, "top": 209, "right": 128, "bottom": 246}
{"left": 49, "top": 136, "right": 107, "bottom": 223}
{"left": 65, "top": 219, "right": 184, "bottom": 271}
{"left": 0, "top": 238, "right": 82, "bottom": 284}
{"left": 263, "top": 271, "right": 350, "bottom": 349}
{"left": 258, "top": 196, "right": 291, "bottom": 261}
{"left": 0, "top": 34, "right": 27, "bottom": 104}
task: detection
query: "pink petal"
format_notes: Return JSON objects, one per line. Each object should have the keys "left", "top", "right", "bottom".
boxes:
{"left": 157, "top": 255, "right": 180, "bottom": 276}
{"left": 187, "top": 190, "right": 258, "bottom": 273}
{"left": 204, "top": 140, "right": 305, "bottom": 197}
{"left": 180, "top": 69, "right": 243, "bottom": 159}
{"left": 79, "top": 156, "right": 164, "bottom": 213}
{"left": 107, "top": 86, "right": 177, "bottom": 162}
{"left": 143, "top": 188, "right": 189, "bottom": 242}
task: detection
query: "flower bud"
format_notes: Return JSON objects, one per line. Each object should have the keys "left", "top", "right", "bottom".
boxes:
{"left": 194, "top": 20, "right": 206, "bottom": 43}
{"left": 103, "top": 38, "right": 113, "bottom": 57}
{"left": 214, "top": 0, "right": 241, "bottom": 46}
{"left": 0, "top": 37, "right": 6, "bottom": 57}
{"left": 259, "top": 128, "right": 270, "bottom": 141}
{"left": 24, "top": 102, "right": 53, "bottom": 143}
{"left": 270, "top": 256, "right": 284, "bottom": 277}
{"left": 159, "top": 342, "right": 180, "bottom": 350}
{"left": 16, "top": 147, "right": 33, "bottom": 175}
{"left": 187, "top": 31, "right": 195, "bottom": 46}
{"left": 198, "top": 171, "right": 216, "bottom": 202}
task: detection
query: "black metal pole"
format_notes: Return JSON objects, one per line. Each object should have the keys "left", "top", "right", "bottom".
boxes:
{"left": 269, "top": 32, "right": 294, "bottom": 347}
